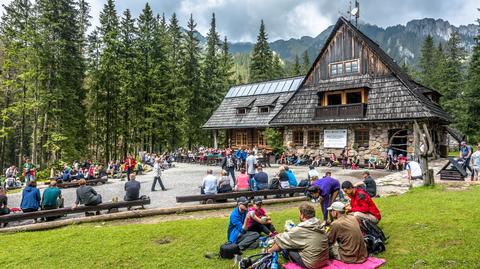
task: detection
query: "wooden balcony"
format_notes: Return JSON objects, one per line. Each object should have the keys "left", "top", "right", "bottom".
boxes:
{"left": 314, "top": 103, "right": 367, "bottom": 119}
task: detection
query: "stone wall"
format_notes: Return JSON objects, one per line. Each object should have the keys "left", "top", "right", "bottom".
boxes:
{"left": 283, "top": 122, "right": 415, "bottom": 161}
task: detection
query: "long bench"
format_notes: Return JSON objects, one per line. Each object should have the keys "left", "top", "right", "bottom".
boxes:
{"left": 176, "top": 187, "right": 307, "bottom": 203}
{"left": 0, "top": 197, "right": 151, "bottom": 225}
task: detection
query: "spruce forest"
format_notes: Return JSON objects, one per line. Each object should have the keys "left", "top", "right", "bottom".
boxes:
{"left": 0, "top": 0, "right": 479, "bottom": 170}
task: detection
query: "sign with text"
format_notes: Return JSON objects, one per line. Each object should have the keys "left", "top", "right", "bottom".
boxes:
{"left": 324, "top": 129, "right": 347, "bottom": 148}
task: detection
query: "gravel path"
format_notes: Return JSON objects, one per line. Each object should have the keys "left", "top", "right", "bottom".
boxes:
{"left": 7, "top": 162, "right": 397, "bottom": 210}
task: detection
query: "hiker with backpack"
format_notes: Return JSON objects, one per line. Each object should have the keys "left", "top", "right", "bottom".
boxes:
{"left": 221, "top": 152, "right": 237, "bottom": 185}
{"left": 266, "top": 202, "right": 329, "bottom": 269}
{"left": 227, "top": 197, "right": 260, "bottom": 251}
{"left": 342, "top": 181, "right": 381, "bottom": 223}
{"left": 327, "top": 201, "right": 368, "bottom": 264}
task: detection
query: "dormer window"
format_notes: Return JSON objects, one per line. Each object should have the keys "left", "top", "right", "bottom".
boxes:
{"left": 329, "top": 59, "right": 359, "bottom": 77}
{"left": 258, "top": 106, "right": 270, "bottom": 114}
{"left": 237, "top": 108, "right": 247, "bottom": 115}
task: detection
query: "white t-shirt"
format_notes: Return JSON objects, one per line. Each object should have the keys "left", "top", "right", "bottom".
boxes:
{"left": 308, "top": 169, "right": 320, "bottom": 179}
{"left": 472, "top": 151, "right": 480, "bottom": 167}
{"left": 246, "top": 155, "right": 257, "bottom": 175}
{"left": 406, "top": 161, "right": 422, "bottom": 178}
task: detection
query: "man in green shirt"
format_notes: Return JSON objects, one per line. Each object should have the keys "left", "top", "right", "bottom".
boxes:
{"left": 42, "top": 180, "right": 64, "bottom": 213}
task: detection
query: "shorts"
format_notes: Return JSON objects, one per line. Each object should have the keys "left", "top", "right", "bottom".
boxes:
{"left": 473, "top": 166, "right": 480, "bottom": 174}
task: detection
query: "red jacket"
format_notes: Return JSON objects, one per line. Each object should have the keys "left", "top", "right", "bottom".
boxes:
{"left": 349, "top": 188, "right": 381, "bottom": 221}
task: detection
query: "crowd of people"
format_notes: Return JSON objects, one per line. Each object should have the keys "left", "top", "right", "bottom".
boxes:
{"left": 226, "top": 171, "right": 383, "bottom": 268}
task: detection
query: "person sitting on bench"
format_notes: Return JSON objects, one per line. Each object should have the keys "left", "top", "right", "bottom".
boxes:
{"left": 327, "top": 201, "right": 368, "bottom": 264}
{"left": 97, "top": 165, "right": 108, "bottom": 180}
{"left": 235, "top": 168, "right": 249, "bottom": 191}
{"left": 73, "top": 179, "right": 102, "bottom": 208}
{"left": 201, "top": 169, "right": 217, "bottom": 195}
{"left": 217, "top": 170, "right": 233, "bottom": 193}
{"left": 41, "top": 180, "right": 64, "bottom": 221}
{"left": 266, "top": 202, "right": 329, "bottom": 269}
{"left": 368, "top": 155, "right": 377, "bottom": 169}
{"left": 342, "top": 181, "right": 381, "bottom": 223}
{"left": 62, "top": 163, "right": 72, "bottom": 182}
{"left": 246, "top": 198, "right": 277, "bottom": 237}
{"left": 227, "top": 197, "right": 259, "bottom": 251}
{"left": 253, "top": 166, "right": 269, "bottom": 190}
{"left": 20, "top": 180, "right": 41, "bottom": 213}
{"left": 0, "top": 187, "right": 10, "bottom": 216}
{"left": 124, "top": 174, "right": 141, "bottom": 201}
{"left": 42, "top": 180, "right": 63, "bottom": 210}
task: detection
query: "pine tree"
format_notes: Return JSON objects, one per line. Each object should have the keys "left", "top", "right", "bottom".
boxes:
{"left": 202, "top": 13, "right": 223, "bottom": 118}
{"left": 250, "top": 20, "right": 273, "bottom": 82}
{"left": 183, "top": 14, "right": 203, "bottom": 148}
{"left": 118, "top": 9, "right": 137, "bottom": 157}
{"left": 418, "top": 35, "right": 436, "bottom": 87}
{"left": 290, "top": 54, "right": 302, "bottom": 76}
{"left": 271, "top": 54, "right": 285, "bottom": 79}
{"left": 464, "top": 11, "right": 480, "bottom": 141}
{"left": 165, "top": 13, "right": 186, "bottom": 150}
{"left": 219, "top": 36, "right": 235, "bottom": 95}
{"left": 96, "top": 0, "right": 120, "bottom": 162}
{"left": 302, "top": 51, "right": 310, "bottom": 75}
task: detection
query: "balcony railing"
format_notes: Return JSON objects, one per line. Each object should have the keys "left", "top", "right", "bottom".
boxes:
{"left": 314, "top": 103, "right": 367, "bottom": 119}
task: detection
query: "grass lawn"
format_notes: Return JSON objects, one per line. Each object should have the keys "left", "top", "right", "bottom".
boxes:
{"left": 1, "top": 186, "right": 480, "bottom": 268}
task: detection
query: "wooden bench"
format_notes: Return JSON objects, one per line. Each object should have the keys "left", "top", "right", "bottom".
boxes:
{"left": 45, "top": 178, "right": 108, "bottom": 188}
{"left": 176, "top": 187, "right": 307, "bottom": 203}
{"left": 0, "top": 197, "right": 151, "bottom": 225}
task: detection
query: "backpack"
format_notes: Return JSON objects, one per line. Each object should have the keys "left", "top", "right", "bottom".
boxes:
{"left": 219, "top": 242, "right": 241, "bottom": 259}
{"left": 297, "top": 179, "right": 310, "bottom": 187}
{"left": 239, "top": 253, "right": 275, "bottom": 269}
{"left": 359, "top": 219, "right": 387, "bottom": 254}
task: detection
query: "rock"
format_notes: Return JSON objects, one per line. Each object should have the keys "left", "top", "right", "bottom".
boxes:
{"left": 412, "top": 259, "right": 427, "bottom": 268}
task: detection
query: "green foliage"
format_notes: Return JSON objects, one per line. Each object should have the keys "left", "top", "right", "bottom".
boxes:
{"left": 418, "top": 35, "right": 436, "bottom": 87}
{"left": 290, "top": 54, "right": 302, "bottom": 76}
{"left": 264, "top": 127, "right": 285, "bottom": 155}
{"left": 302, "top": 50, "right": 310, "bottom": 74}
{"left": 250, "top": 20, "right": 273, "bottom": 82}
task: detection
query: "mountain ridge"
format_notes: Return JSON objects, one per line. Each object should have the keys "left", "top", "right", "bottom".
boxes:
{"left": 221, "top": 18, "right": 479, "bottom": 65}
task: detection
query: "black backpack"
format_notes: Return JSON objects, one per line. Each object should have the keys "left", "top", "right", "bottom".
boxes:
{"left": 360, "top": 219, "right": 387, "bottom": 254}
{"left": 219, "top": 242, "right": 241, "bottom": 259}
{"left": 239, "top": 253, "right": 273, "bottom": 269}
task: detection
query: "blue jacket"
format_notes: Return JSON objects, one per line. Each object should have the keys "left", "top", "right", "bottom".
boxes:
{"left": 234, "top": 150, "right": 242, "bottom": 159}
{"left": 287, "top": 170, "right": 298, "bottom": 187}
{"left": 227, "top": 207, "right": 246, "bottom": 243}
{"left": 20, "top": 186, "right": 41, "bottom": 210}
{"left": 240, "top": 151, "right": 247, "bottom": 161}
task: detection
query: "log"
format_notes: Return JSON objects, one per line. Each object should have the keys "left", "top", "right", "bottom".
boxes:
{"left": 0, "top": 196, "right": 308, "bottom": 233}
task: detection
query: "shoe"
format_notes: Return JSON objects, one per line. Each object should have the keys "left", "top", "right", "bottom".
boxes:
{"left": 151, "top": 189, "right": 156, "bottom": 192}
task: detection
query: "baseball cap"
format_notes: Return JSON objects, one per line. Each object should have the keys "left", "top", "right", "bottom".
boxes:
{"left": 253, "top": 197, "right": 263, "bottom": 205}
{"left": 237, "top": 196, "right": 249, "bottom": 206}
{"left": 327, "top": 201, "right": 346, "bottom": 212}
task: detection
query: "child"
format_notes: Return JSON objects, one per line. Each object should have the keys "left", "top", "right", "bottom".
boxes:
{"left": 246, "top": 198, "right": 277, "bottom": 237}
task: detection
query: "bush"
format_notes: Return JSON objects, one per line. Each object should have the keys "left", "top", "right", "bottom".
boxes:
{"left": 264, "top": 128, "right": 285, "bottom": 155}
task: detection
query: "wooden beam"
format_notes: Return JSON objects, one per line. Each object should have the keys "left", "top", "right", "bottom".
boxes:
{"left": 176, "top": 187, "right": 306, "bottom": 203}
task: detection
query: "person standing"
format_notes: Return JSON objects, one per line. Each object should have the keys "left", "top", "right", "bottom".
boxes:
{"left": 246, "top": 151, "right": 257, "bottom": 180}
{"left": 125, "top": 154, "right": 136, "bottom": 180}
{"left": 471, "top": 144, "right": 480, "bottom": 181}
{"left": 152, "top": 158, "right": 166, "bottom": 191}
{"left": 221, "top": 153, "right": 237, "bottom": 185}
{"left": 23, "top": 159, "right": 36, "bottom": 183}
{"left": 460, "top": 141, "right": 474, "bottom": 180}
{"left": 309, "top": 173, "right": 340, "bottom": 221}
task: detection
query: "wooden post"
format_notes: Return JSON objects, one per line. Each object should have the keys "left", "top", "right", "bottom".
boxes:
{"left": 213, "top": 130, "right": 218, "bottom": 149}
{"left": 414, "top": 121, "right": 435, "bottom": 186}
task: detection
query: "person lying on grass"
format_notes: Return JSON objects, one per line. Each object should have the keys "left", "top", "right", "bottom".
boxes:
{"left": 327, "top": 201, "right": 368, "bottom": 264}
{"left": 227, "top": 197, "right": 259, "bottom": 251}
{"left": 342, "top": 181, "right": 381, "bottom": 223}
{"left": 266, "top": 202, "right": 329, "bottom": 269}
{"left": 246, "top": 197, "right": 277, "bottom": 237}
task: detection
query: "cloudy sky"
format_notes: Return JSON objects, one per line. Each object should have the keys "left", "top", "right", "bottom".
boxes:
{"left": 1, "top": 0, "right": 479, "bottom": 42}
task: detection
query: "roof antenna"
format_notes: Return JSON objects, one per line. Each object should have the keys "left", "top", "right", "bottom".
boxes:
{"left": 350, "top": 0, "right": 360, "bottom": 27}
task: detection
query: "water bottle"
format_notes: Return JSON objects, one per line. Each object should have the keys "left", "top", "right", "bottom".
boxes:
{"left": 271, "top": 252, "right": 279, "bottom": 269}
